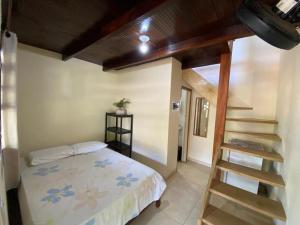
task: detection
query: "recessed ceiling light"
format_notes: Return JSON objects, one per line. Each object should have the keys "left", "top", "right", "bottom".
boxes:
{"left": 139, "top": 43, "right": 149, "bottom": 54}
{"left": 139, "top": 35, "right": 150, "bottom": 43}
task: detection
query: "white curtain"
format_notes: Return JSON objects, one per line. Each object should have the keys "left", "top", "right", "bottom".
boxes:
{"left": 0, "top": 30, "right": 18, "bottom": 225}
{"left": 1, "top": 31, "right": 18, "bottom": 149}
{"left": 1, "top": 31, "right": 19, "bottom": 192}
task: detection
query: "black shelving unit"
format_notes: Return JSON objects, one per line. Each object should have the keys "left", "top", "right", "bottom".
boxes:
{"left": 105, "top": 112, "right": 133, "bottom": 158}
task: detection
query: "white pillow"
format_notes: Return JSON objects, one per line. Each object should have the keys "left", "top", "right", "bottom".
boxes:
{"left": 28, "top": 145, "right": 74, "bottom": 166}
{"left": 71, "top": 141, "right": 107, "bottom": 154}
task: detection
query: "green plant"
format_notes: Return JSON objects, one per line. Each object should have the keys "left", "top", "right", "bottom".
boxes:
{"left": 113, "top": 98, "right": 131, "bottom": 109}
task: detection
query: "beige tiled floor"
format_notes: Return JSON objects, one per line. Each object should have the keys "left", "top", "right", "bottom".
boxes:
{"left": 131, "top": 161, "right": 274, "bottom": 225}
{"left": 131, "top": 161, "right": 210, "bottom": 225}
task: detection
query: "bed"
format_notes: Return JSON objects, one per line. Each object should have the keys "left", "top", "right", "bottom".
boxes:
{"left": 19, "top": 147, "right": 166, "bottom": 225}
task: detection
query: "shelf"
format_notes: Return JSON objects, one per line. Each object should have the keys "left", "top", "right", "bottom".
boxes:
{"left": 216, "top": 160, "right": 285, "bottom": 188}
{"left": 227, "top": 106, "right": 253, "bottom": 110}
{"left": 106, "top": 127, "right": 132, "bottom": 134}
{"left": 210, "top": 180, "right": 286, "bottom": 221}
{"left": 106, "top": 141, "right": 131, "bottom": 157}
{"left": 226, "top": 118, "right": 278, "bottom": 124}
{"left": 225, "top": 130, "right": 282, "bottom": 142}
{"left": 221, "top": 143, "right": 283, "bottom": 162}
{"left": 107, "top": 140, "right": 130, "bottom": 150}
{"left": 106, "top": 112, "right": 133, "bottom": 118}
{"left": 105, "top": 112, "right": 133, "bottom": 158}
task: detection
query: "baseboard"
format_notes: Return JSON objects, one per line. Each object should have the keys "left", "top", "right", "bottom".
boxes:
{"left": 132, "top": 151, "right": 172, "bottom": 179}
{"left": 187, "top": 157, "right": 211, "bottom": 168}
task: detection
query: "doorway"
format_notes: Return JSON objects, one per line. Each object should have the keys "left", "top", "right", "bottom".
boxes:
{"left": 178, "top": 87, "right": 192, "bottom": 162}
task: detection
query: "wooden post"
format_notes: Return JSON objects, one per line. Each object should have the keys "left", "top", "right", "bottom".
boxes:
{"left": 198, "top": 44, "right": 232, "bottom": 225}
{"left": 212, "top": 51, "right": 232, "bottom": 161}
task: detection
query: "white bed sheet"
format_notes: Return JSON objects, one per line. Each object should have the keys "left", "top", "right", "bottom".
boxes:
{"left": 19, "top": 148, "right": 166, "bottom": 225}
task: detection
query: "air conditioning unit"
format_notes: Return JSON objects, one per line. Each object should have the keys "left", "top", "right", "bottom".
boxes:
{"left": 237, "top": 0, "right": 300, "bottom": 50}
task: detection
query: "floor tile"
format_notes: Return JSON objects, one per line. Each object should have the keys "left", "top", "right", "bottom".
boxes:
{"left": 184, "top": 200, "right": 201, "bottom": 225}
{"left": 131, "top": 203, "right": 181, "bottom": 225}
{"left": 132, "top": 161, "right": 209, "bottom": 225}
{"left": 132, "top": 160, "right": 275, "bottom": 225}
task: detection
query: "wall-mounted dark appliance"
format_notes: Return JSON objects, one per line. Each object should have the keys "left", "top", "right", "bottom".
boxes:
{"left": 237, "top": 0, "right": 300, "bottom": 50}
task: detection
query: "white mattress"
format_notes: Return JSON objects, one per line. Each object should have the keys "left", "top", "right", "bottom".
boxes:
{"left": 19, "top": 148, "right": 166, "bottom": 225}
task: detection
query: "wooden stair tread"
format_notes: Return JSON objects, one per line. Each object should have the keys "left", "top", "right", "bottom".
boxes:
{"left": 221, "top": 143, "right": 283, "bottom": 162}
{"left": 225, "top": 130, "right": 282, "bottom": 141}
{"left": 216, "top": 161, "right": 285, "bottom": 188}
{"left": 226, "top": 118, "right": 278, "bottom": 124}
{"left": 210, "top": 180, "right": 286, "bottom": 221}
{"left": 227, "top": 106, "right": 253, "bottom": 110}
{"left": 202, "top": 205, "right": 255, "bottom": 225}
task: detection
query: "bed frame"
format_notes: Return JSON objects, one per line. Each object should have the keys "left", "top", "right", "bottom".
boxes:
{"left": 7, "top": 188, "right": 161, "bottom": 225}
{"left": 125, "top": 199, "right": 161, "bottom": 225}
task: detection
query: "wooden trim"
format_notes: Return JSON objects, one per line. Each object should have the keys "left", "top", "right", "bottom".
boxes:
{"left": 202, "top": 205, "right": 254, "bottom": 225}
{"left": 226, "top": 118, "right": 278, "bottom": 124}
{"left": 193, "top": 97, "right": 210, "bottom": 138}
{"left": 186, "top": 88, "right": 192, "bottom": 161}
{"left": 181, "top": 86, "right": 192, "bottom": 162}
{"left": 204, "top": 100, "right": 210, "bottom": 138}
{"left": 210, "top": 180, "right": 286, "bottom": 221}
{"left": 212, "top": 52, "right": 232, "bottom": 161}
{"left": 193, "top": 97, "right": 202, "bottom": 136}
{"left": 221, "top": 143, "right": 284, "bottom": 162}
{"left": 182, "top": 86, "right": 192, "bottom": 92}
{"left": 227, "top": 106, "right": 253, "bottom": 110}
{"left": 198, "top": 148, "right": 222, "bottom": 224}
{"left": 181, "top": 56, "right": 220, "bottom": 70}
{"left": 216, "top": 161, "right": 285, "bottom": 188}
{"left": 225, "top": 130, "right": 282, "bottom": 142}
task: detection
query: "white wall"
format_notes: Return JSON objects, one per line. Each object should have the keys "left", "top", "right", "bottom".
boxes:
{"left": 274, "top": 45, "right": 300, "bottom": 225}
{"left": 114, "top": 58, "right": 174, "bottom": 164}
{"left": 16, "top": 44, "right": 181, "bottom": 178}
{"left": 167, "top": 59, "right": 182, "bottom": 174}
{"left": 188, "top": 36, "right": 282, "bottom": 166}
{"left": 17, "top": 44, "right": 118, "bottom": 156}
{"left": 114, "top": 58, "right": 182, "bottom": 176}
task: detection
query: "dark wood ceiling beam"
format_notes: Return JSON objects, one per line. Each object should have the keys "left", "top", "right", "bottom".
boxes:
{"left": 181, "top": 56, "right": 220, "bottom": 70}
{"left": 180, "top": 41, "right": 232, "bottom": 70}
{"left": 103, "top": 24, "right": 252, "bottom": 71}
{"left": 180, "top": 41, "right": 232, "bottom": 69}
{"left": 62, "top": 0, "right": 170, "bottom": 61}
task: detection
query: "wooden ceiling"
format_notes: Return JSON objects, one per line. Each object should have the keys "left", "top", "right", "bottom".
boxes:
{"left": 3, "top": 0, "right": 276, "bottom": 70}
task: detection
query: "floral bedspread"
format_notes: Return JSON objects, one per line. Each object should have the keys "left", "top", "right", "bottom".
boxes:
{"left": 19, "top": 148, "right": 166, "bottom": 225}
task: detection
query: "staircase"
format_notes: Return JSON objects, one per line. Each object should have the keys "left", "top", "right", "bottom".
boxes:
{"left": 199, "top": 106, "right": 286, "bottom": 225}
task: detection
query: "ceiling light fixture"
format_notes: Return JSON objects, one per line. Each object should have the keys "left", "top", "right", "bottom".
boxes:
{"left": 139, "top": 35, "right": 150, "bottom": 43}
{"left": 138, "top": 34, "right": 150, "bottom": 54}
{"left": 139, "top": 43, "right": 149, "bottom": 54}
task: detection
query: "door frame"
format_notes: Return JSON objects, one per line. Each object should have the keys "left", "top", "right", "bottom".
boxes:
{"left": 181, "top": 86, "right": 192, "bottom": 162}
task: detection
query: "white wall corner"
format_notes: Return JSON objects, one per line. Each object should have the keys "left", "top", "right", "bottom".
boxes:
{"left": 166, "top": 58, "right": 182, "bottom": 174}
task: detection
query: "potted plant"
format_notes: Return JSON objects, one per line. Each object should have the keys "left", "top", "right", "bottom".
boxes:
{"left": 113, "top": 98, "right": 131, "bottom": 115}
